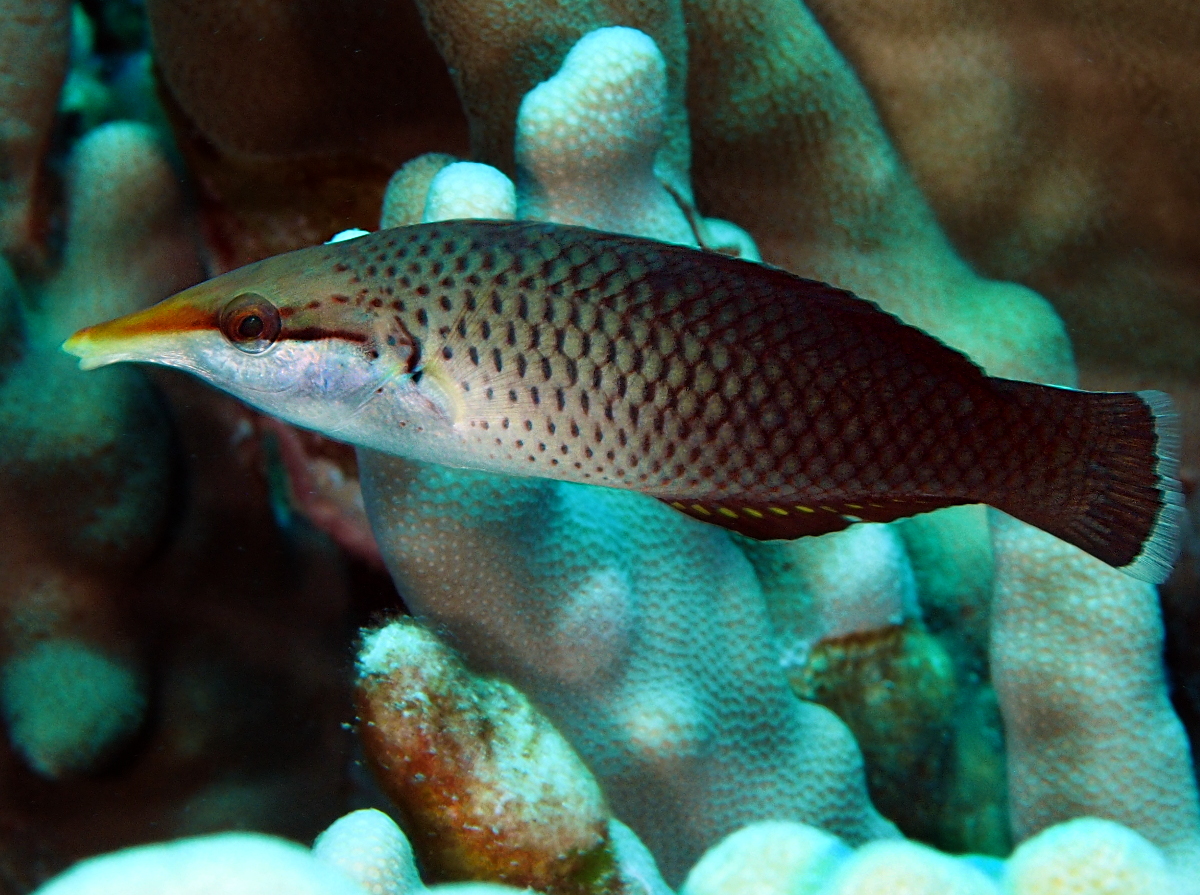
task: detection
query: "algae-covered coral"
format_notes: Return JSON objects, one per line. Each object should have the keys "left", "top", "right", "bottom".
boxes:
{"left": 1, "top": 0, "right": 1198, "bottom": 893}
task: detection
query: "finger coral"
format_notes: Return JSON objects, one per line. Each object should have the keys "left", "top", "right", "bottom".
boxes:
{"left": 0, "top": 120, "right": 198, "bottom": 778}
{"left": 4, "top": 0, "right": 1199, "bottom": 893}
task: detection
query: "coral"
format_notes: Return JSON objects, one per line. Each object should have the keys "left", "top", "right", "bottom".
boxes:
{"left": 681, "top": 822, "right": 851, "bottom": 895}
{"left": 312, "top": 809, "right": 422, "bottom": 895}
{"left": 0, "top": 0, "right": 70, "bottom": 259}
{"left": 0, "top": 121, "right": 197, "bottom": 778}
{"left": 143, "top": 0, "right": 470, "bottom": 269}
{"left": 990, "top": 511, "right": 1200, "bottom": 887}
{"left": 31, "top": 832, "right": 369, "bottom": 895}
{"left": 1002, "top": 817, "right": 1174, "bottom": 895}
{"left": 358, "top": 34, "right": 894, "bottom": 876}
{"left": 3, "top": 0, "right": 1197, "bottom": 892}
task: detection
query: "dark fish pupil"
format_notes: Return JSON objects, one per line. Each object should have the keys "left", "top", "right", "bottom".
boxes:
{"left": 238, "top": 314, "right": 264, "bottom": 339}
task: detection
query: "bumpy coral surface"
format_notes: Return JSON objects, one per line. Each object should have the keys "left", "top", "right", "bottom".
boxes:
{"left": 3, "top": 0, "right": 1198, "bottom": 892}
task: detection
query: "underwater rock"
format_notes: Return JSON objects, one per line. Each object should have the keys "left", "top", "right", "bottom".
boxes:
{"left": 354, "top": 617, "right": 658, "bottom": 895}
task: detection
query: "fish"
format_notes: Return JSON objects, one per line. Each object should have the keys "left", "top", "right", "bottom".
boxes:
{"left": 63, "top": 220, "right": 1183, "bottom": 583}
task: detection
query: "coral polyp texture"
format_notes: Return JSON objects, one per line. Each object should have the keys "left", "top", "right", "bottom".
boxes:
{"left": 2, "top": 0, "right": 1199, "bottom": 893}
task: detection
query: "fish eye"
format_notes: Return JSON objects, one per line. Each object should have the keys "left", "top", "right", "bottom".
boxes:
{"left": 219, "top": 293, "right": 281, "bottom": 354}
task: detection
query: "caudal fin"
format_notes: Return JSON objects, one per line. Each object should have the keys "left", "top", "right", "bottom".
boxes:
{"left": 1040, "top": 389, "right": 1183, "bottom": 583}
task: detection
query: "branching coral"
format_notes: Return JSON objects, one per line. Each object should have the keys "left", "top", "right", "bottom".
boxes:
{"left": 3, "top": 0, "right": 1198, "bottom": 891}
{"left": 0, "top": 120, "right": 197, "bottom": 778}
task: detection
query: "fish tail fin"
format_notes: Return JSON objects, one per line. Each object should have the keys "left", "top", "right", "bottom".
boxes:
{"left": 1004, "top": 386, "right": 1183, "bottom": 583}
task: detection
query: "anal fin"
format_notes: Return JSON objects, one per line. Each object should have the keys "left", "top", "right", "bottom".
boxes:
{"left": 658, "top": 495, "right": 969, "bottom": 540}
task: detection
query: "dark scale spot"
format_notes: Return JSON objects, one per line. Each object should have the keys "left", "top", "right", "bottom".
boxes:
{"left": 386, "top": 266, "right": 397, "bottom": 277}
{"left": 280, "top": 307, "right": 296, "bottom": 318}
{"left": 442, "top": 346, "right": 454, "bottom": 360}
{"left": 370, "top": 298, "right": 383, "bottom": 308}
{"left": 509, "top": 389, "right": 519, "bottom": 403}
{"left": 530, "top": 386, "right": 541, "bottom": 405}
{"left": 432, "top": 261, "right": 444, "bottom": 276}
{"left": 332, "top": 294, "right": 350, "bottom": 304}
{"left": 481, "top": 420, "right": 490, "bottom": 430}
{"left": 629, "top": 405, "right": 640, "bottom": 427}
{"left": 465, "top": 292, "right": 477, "bottom": 311}
{"left": 565, "top": 358, "right": 578, "bottom": 386}
{"left": 574, "top": 462, "right": 583, "bottom": 469}
{"left": 502, "top": 418, "right": 510, "bottom": 429}
{"left": 384, "top": 286, "right": 394, "bottom": 295}
{"left": 457, "top": 319, "right": 468, "bottom": 338}
{"left": 416, "top": 284, "right": 431, "bottom": 297}
{"left": 528, "top": 456, "right": 537, "bottom": 463}
{"left": 440, "top": 277, "right": 455, "bottom": 290}
{"left": 481, "top": 320, "right": 492, "bottom": 339}
{"left": 482, "top": 252, "right": 496, "bottom": 271}
{"left": 541, "top": 357, "right": 552, "bottom": 380}
{"left": 517, "top": 354, "right": 527, "bottom": 377}
{"left": 515, "top": 439, "right": 524, "bottom": 448}
{"left": 440, "top": 296, "right": 453, "bottom": 311}
{"left": 390, "top": 300, "right": 403, "bottom": 311}
{"left": 367, "top": 349, "right": 380, "bottom": 360}
{"left": 333, "top": 263, "right": 350, "bottom": 273}
{"left": 417, "top": 242, "right": 430, "bottom": 257}
{"left": 538, "top": 443, "right": 547, "bottom": 452}
{"left": 632, "top": 347, "right": 644, "bottom": 373}
{"left": 506, "top": 322, "right": 517, "bottom": 347}
{"left": 401, "top": 275, "right": 413, "bottom": 288}
{"left": 592, "top": 368, "right": 603, "bottom": 389}
{"left": 617, "top": 375, "right": 627, "bottom": 399}
{"left": 604, "top": 404, "right": 615, "bottom": 422}
{"left": 547, "top": 420, "right": 557, "bottom": 435}
{"left": 376, "top": 253, "right": 388, "bottom": 263}
{"left": 518, "top": 294, "right": 529, "bottom": 320}
{"left": 556, "top": 389, "right": 567, "bottom": 412}
{"left": 606, "top": 450, "right": 616, "bottom": 461}
{"left": 493, "top": 348, "right": 503, "bottom": 372}
{"left": 438, "top": 326, "right": 450, "bottom": 338}
{"left": 307, "top": 300, "right": 322, "bottom": 309}
{"left": 495, "top": 272, "right": 510, "bottom": 287}
{"left": 615, "top": 468, "right": 625, "bottom": 476}
{"left": 605, "top": 341, "right": 617, "bottom": 364}
{"left": 366, "top": 265, "right": 377, "bottom": 277}
{"left": 469, "top": 346, "right": 480, "bottom": 365}
{"left": 650, "top": 460, "right": 662, "bottom": 474}
{"left": 594, "top": 425, "right": 604, "bottom": 443}
{"left": 551, "top": 458, "right": 560, "bottom": 466}
{"left": 524, "top": 419, "right": 533, "bottom": 431}
{"left": 644, "top": 381, "right": 657, "bottom": 403}
{"left": 530, "top": 327, "right": 541, "bottom": 349}
{"left": 555, "top": 329, "right": 566, "bottom": 352}
{"left": 455, "top": 256, "right": 468, "bottom": 272}
{"left": 441, "top": 240, "right": 457, "bottom": 255}
{"left": 467, "top": 273, "right": 482, "bottom": 286}
{"left": 416, "top": 308, "right": 429, "bottom": 326}
{"left": 486, "top": 387, "right": 495, "bottom": 400}
{"left": 581, "top": 332, "right": 591, "bottom": 355}
{"left": 560, "top": 444, "right": 569, "bottom": 454}
{"left": 519, "top": 276, "right": 536, "bottom": 290}
{"left": 585, "top": 447, "right": 594, "bottom": 459}
{"left": 618, "top": 429, "right": 627, "bottom": 447}
{"left": 580, "top": 392, "right": 590, "bottom": 414}
{"left": 641, "top": 433, "right": 652, "bottom": 453}
{"left": 495, "top": 437, "right": 503, "bottom": 445}
{"left": 570, "top": 421, "right": 580, "bottom": 437}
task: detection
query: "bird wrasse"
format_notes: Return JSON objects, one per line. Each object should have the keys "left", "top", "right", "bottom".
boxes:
{"left": 64, "top": 220, "right": 1183, "bottom": 583}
